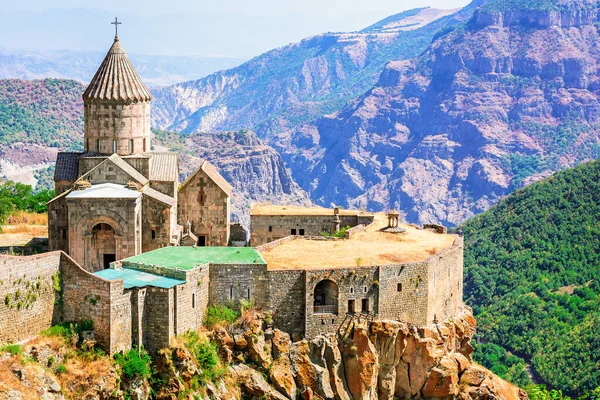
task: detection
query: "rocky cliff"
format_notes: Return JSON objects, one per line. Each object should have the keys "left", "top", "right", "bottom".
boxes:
{"left": 277, "top": 0, "right": 600, "bottom": 226}
{"left": 150, "top": 7, "right": 473, "bottom": 141}
{"left": 211, "top": 308, "right": 526, "bottom": 400}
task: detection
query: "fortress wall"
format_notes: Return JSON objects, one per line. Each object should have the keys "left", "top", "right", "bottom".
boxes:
{"left": 59, "top": 252, "right": 130, "bottom": 353}
{"left": 378, "top": 261, "right": 430, "bottom": 326}
{"left": 174, "top": 266, "right": 210, "bottom": 336}
{"left": 209, "top": 263, "right": 269, "bottom": 309}
{"left": 0, "top": 252, "right": 62, "bottom": 343}
{"left": 267, "top": 269, "right": 306, "bottom": 339}
{"left": 144, "top": 287, "right": 174, "bottom": 354}
{"left": 304, "top": 267, "right": 378, "bottom": 338}
{"left": 250, "top": 214, "right": 374, "bottom": 246}
{"left": 426, "top": 237, "right": 464, "bottom": 323}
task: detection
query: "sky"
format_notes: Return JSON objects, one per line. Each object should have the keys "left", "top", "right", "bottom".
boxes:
{"left": 0, "top": 0, "right": 471, "bottom": 58}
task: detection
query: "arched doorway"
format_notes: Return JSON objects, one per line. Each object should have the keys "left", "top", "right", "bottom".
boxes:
{"left": 92, "top": 223, "right": 116, "bottom": 269}
{"left": 313, "top": 279, "right": 338, "bottom": 314}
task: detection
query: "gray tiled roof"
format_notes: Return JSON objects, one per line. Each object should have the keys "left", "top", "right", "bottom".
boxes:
{"left": 149, "top": 153, "right": 178, "bottom": 182}
{"left": 82, "top": 37, "right": 152, "bottom": 102}
{"left": 54, "top": 152, "right": 81, "bottom": 181}
{"left": 180, "top": 160, "right": 232, "bottom": 196}
{"left": 143, "top": 186, "right": 175, "bottom": 207}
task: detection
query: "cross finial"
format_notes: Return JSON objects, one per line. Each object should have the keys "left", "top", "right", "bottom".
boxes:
{"left": 111, "top": 17, "right": 122, "bottom": 38}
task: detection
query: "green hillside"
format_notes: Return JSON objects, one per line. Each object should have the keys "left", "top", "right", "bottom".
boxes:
{"left": 0, "top": 78, "right": 84, "bottom": 150}
{"left": 461, "top": 160, "right": 600, "bottom": 395}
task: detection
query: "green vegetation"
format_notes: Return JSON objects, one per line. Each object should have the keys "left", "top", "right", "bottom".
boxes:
{"left": 181, "top": 330, "right": 226, "bottom": 384}
{"left": 0, "top": 180, "right": 54, "bottom": 228}
{"left": 1, "top": 343, "right": 22, "bottom": 356}
{"left": 203, "top": 305, "right": 240, "bottom": 328}
{"left": 462, "top": 160, "right": 600, "bottom": 395}
{"left": 41, "top": 320, "right": 94, "bottom": 343}
{"left": 114, "top": 348, "right": 152, "bottom": 380}
{"left": 473, "top": 342, "right": 531, "bottom": 387}
{"left": 320, "top": 225, "right": 352, "bottom": 238}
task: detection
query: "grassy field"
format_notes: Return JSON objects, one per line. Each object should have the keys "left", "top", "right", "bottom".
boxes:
{"left": 0, "top": 211, "right": 48, "bottom": 247}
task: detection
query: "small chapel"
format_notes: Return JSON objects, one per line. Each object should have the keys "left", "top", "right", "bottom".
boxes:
{"left": 47, "top": 29, "right": 231, "bottom": 272}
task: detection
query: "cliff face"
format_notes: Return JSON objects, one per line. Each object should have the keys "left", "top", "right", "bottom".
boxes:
{"left": 150, "top": 7, "right": 473, "bottom": 141}
{"left": 277, "top": 0, "right": 600, "bottom": 226}
{"left": 203, "top": 308, "right": 527, "bottom": 400}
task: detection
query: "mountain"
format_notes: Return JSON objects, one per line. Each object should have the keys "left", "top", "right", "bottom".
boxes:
{"left": 0, "top": 78, "right": 308, "bottom": 225}
{"left": 277, "top": 0, "right": 600, "bottom": 226}
{"left": 0, "top": 48, "right": 244, "bottom": 87}
{"left": 461, "top": 160, "right": 600, "bottom": 394}
{"left": 150, "top": 6, "right": 473, "bottom": 140}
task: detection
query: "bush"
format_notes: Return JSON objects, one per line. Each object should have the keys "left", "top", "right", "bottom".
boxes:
{"left": 203, "top": 305, "right": 240, "bottom": 328}
{"left": 114, "top": 348, "right": 152, "bottom": 380}
{"left": 41, "top": 320, "right": 94, "bottom": 343}
{"left": 182, "top": 331, "right": 225, "bottom": 384}
{"left": 1, "top": 343, "right": 22, "bottom": 356}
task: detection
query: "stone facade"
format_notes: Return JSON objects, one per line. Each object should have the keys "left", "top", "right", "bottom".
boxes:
{"left": 178, "top": 161, "right": 231, "bottom": 247}
{"left": 250, "top": 208, "right": 374, "bottom": 246}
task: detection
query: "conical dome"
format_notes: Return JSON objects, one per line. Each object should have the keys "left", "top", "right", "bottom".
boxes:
{"left": 82, "top": 37, "right": 152, "bottom": 103}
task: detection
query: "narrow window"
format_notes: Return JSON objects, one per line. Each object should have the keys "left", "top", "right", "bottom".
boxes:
{"left": 192, "top": 293, "right": 195, "bottom": 308}
{"left": 268, "top": 226, "right": 272, "bottom": 232}
{"left": 291, "top": 229, "right": 297, "bottom": 235}
{"left": 62, "top": 229, "right": 67, "bottom": 240}
{"left": 362, "top": 298, "right": 369, "bottom": 313}
{"left": 397, "top": 283, "right": 402, "bottom": 292}
{"left": 96, "top": 139, "right": 101, "bottom": 152}
{"left": 151, "top": 230, "right": 156, "bottom": 240}
{"left": 199, "top": 194, "right": 204, "bottom": 204}
{"left": 112, "top": 139, "right": 117, "bottom": 153}
{"left": 129, "top": 139, "right": 134, "bottom": 153}
{"left": 143, "top": 138, "right": 147, "bottom": 152}
{"left": 350, "top": 287, "right": 353, "bottom": 294}
{"left": 299, "top": 229, "right": 305, "bottom": 235}
{"left": 246, "top": 288, "right": 250, "bottom": 300}
{"left": 229, "top": 286, "right": 233, "bottom": 300}
{"left": 363, "top": 286, "right": 368, "bottom": 293}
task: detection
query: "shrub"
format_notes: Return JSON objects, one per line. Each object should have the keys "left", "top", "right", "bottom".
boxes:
{"left": 41, "top": 320, "right": 94, "bottom": 344}
{"left": 1, "top": 343, "right": 22, "bottom": 356}
{"left": 203, "top": 305, "right": 240, "bottom": 328}
{"left": 182, "top": 331, "right": 225, "bottom": 384}
{"left": 114, "top": 348, "right": 152, "bottom": 380}
{"left": 55, "top": 364, "right": 67, "bottom": 374}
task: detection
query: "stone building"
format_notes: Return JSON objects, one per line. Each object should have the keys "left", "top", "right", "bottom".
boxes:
{"left": 47, "top": 33, "right": 230, "bottom": 271}
{"left": 250, "top": 205, "right": 374, "bottom": 246}
{"left": 178, "top": 161, "right": 232, "bottom": 246}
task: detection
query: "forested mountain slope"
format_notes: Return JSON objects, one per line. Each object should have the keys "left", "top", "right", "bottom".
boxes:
{"left": 278, "top": 0, "right": 600, "bottom": 225}
{"left": 461, "top": 159, "right": 600, "bottom": 395}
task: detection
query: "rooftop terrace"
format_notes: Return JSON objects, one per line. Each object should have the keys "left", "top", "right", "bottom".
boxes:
{"left": 121, "top": 246, "right": 265, "bottom": 270}
{"left": 259, "top": 214, "right": 456, "bottom": 270}
{"left": 251, "top": 204, "right": 373, "bottom": 216}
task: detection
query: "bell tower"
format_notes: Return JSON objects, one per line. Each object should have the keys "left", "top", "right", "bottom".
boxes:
{"left": 82, "top": 21, "right": 152, "bottom": 155}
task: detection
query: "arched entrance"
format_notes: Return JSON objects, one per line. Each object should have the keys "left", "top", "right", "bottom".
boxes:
{"left": 194, "top": 223, "right": 210, "bottom": 247}
{"left": 313, "top": 279, "right": 338, "bottom": 314}
{"left": 92, "top": 223, "right": 116, "bottom": 269}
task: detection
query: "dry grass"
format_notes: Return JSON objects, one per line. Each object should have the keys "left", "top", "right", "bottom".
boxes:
{"left": 6, "top": 211, "right": 48, "bottom": 226}
{"left": 260, "top": 213, "right": 456, "bottom": 270}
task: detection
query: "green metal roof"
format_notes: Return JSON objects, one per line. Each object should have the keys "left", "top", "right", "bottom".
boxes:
{"left": 94, "top": 268, "right": 185, "bottom": 289}
{"left": 120, "top": 246, "right": 266, "bottom": 270}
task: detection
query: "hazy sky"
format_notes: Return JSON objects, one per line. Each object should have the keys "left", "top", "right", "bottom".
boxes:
{"left": 0, "top": 0, "right": 472, "bottom": 57}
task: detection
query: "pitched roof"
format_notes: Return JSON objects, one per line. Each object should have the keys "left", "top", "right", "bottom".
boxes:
{"left": 149, "top": 152, "right": 178, "bottom": 182}
{"left": 143, "top": 186, "right": 175, "bottom": 207}
{"left": 54, "top": 152, "right": 81, "bottom": 181}
{"left": 66, "top": 182, "right": 142, "bottom": 200}
{"left": 82, "top": 37, "right": 152, "bottom": 103}
{"left": 105, "top": 154, "right": 149, "bottom": 185}
{"left": 180, "top": 160, "right": 232, "bottom": 196}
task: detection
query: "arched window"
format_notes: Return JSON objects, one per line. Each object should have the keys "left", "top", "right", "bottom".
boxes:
{"left": 129, "top": 139, "right": 134, "bottom": 153}
{"left": 112, "top": 139, "right": 117, "bottom": 154}
{"left": 313, "top": 279, "right": 338, "bottom": 314}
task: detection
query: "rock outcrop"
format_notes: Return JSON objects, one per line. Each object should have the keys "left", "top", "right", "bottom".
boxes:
{"left": 213, "top": 308, "right": 527, "bottom": 400}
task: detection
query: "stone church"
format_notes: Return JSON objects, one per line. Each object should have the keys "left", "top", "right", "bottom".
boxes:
{"left": 48, "top": 33, "right": 231, "bottom": 272}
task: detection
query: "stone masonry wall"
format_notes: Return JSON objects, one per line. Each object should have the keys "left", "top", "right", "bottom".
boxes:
{"left": 304, "top": 267, "right": 379, "bottom": 338}
{"left": 250, "top": 214, "right": 375, "bottom": 246}
{"left": 48, "top": 195, "right": 69, "bottom": 253}
{"left": 426, "top": 237, "right": 464, "bottom": 323}
{"left": 173, "top": 266, "right": 209, "bottom": 336}
{"left": 178, "top": 169, "right": 230, "bottom": 246}
{"left": 142, "top": 196, "right": 173, "bottom": 252}
{"left": 0, "top": 252, "right": 62, "bottom": 343}
{"left": 208, "top": 263, "right": 269, "bottom": 309}
{"left": 267, "top": 269, "right": 306, "bottom": 340}
{"left": 144, "top": 287, "right": 174, "bottom": 354}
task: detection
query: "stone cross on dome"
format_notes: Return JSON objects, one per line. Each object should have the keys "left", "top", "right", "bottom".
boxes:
{"left": 111, "top": 17, "right": 122, "bottom": 38}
